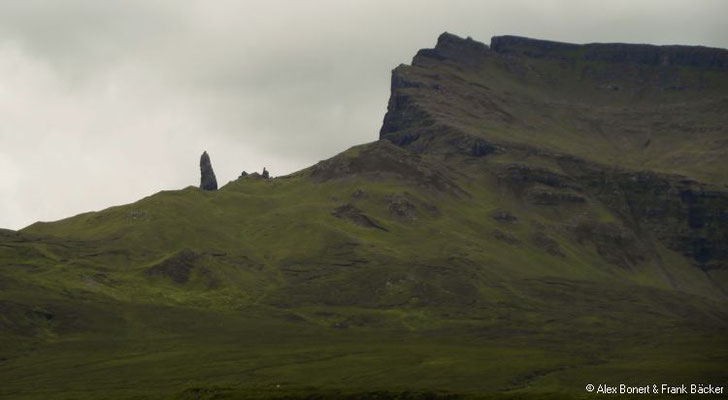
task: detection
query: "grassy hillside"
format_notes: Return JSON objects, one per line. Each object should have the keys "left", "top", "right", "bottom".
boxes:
{"left": 2, "top": 34, "right": 728, "bottom": 399}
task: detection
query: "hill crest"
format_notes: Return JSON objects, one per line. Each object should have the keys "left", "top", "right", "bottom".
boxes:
{"left": 380, "top": 32, "right": 728, "bottom": 184}
{"left": 421, "top": 32, "right": 728, "bottom": 68}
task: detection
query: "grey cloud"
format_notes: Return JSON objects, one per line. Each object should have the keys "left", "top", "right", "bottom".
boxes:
{"left": 1, "top": 0, "right": 727, "bottom": 229}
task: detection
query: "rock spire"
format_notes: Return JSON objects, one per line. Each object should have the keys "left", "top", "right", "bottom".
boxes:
{"left": 200, "top": 151, "right": 218, "bottom": 191}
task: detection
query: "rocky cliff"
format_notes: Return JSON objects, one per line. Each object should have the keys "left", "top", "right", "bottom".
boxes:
{"left": 382, "top": 33, "right": 728, "bottom": 182}
{"left": 380, "top": 32, "right": 728, "bottom": 281}
{"left": 489, "top": 35, "right": 728, "bottom": 68}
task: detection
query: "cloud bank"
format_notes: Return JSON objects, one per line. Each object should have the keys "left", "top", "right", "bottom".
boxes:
{"left": 1, "top": 0, "right": 727, "bottom": 229}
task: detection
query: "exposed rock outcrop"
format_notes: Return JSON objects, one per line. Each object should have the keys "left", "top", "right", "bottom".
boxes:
{"left": 200, "top": 151, "right": 218, "bottom": 191}
{"left": 379, "top": 33, "right": 728, "bottom": 175}
{"left": 492, "top": 229, "right": 520, "bottom": 245}
{"left": 491, "top": 210, "right": 518, "bottom": 223}
{"left": 332, "top": 204, "right": 388, "bottom": 231}
{"left": 376, "top": 32, "right": 728, "bottom": 273}
{"left": 311, "top": 140, "right": 467, "bottom": 196}
{"left": 490, "top": 35, "right": 728, "bottom": 69}
{"left": 414, "top": 32, "right": 491, "bottom": 65}
{"left": 409, "top": 32, "right": 728, "bottom": 69}
{"left": 146, "top": 250, "right": 200, "bottom": 284}
{"left": 531, "top": 231, "right": 566, "bottom": 258}
{"left": 557, "top": 159, "right": 728, "bottom": 270}
{"left": 387, "top": 195, "right": 417, "bottom": 222}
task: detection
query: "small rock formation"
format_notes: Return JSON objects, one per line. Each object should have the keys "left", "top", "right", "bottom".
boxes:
{"left": 387, "top": 196, "right": 417, "bottom": 222}
{"left": 491, "top": 209, "right": 518, "bottom": 223}
{"left": 200, "top": 151, "right": 218, "bottom": 191}
{"left": 262, "top": 167, "right": 270, "bottom": 179}
{"left": 332, "top": 203, "right": 388, "bottom": 231}
{"left": 530, "top": 232, "right": 565, "bottom": 258}
{"left": 146, "top": 250, "right": 200, "bottom": 284}
{"left": 240, "top": 171, "right": 248, "bottom": 178}
{"left": 491, "top": 229, "right": 520, "bottom": 245}
{"left": 526, "top": 189, "right": 586, "bottom": 205}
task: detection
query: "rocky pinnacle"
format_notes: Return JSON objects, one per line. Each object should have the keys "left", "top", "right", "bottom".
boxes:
{"left": 200, "top": 151, "right": 218, "bottom": 191}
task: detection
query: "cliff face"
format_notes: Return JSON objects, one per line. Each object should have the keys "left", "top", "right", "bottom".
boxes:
{"left": 490, "top": 35, "right": 728, "bottom": 68}
{"left": 381, "top": 33, "right": 728, "bottom": 183}
{"left": 381, "top": 32, "right": 728, "bottom": 279}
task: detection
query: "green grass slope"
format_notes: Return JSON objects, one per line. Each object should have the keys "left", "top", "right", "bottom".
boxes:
{"left": 2, "top": 34, "right": 728, "bottom": 399}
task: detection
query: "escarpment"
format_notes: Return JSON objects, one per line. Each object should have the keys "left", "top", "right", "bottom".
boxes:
{"left": 379, "top": 32, "right": 728, "bottom": 274}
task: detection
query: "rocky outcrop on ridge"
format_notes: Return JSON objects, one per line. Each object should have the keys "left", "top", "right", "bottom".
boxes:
{"left": 200, "top": 151, "right": 218, "bottom": 191}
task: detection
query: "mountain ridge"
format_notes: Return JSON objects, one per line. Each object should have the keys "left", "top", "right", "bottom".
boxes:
{"left": 426, "top": 32, "right": 728, "bottom": 68}
{"left": 378, "top": 32, "right": 728, "bottom": 289}
{"left": 382, "top": 33, "right": 728, "bottom": 183}
{"left": 1, "top": 33, "right": 727, "bottom": 399}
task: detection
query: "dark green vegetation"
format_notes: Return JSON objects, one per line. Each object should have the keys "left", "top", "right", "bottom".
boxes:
{"left": 2, "top": 34, "right": 728, "bottom": 399}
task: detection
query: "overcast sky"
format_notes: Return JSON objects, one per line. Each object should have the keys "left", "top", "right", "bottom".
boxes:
{"left": 1, "top": 0, "right": 727, "bottom": 230}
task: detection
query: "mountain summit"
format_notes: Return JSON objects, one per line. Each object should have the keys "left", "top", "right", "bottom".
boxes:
{"left": 1, "top": 33, "right": 727, "bottom": 399}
